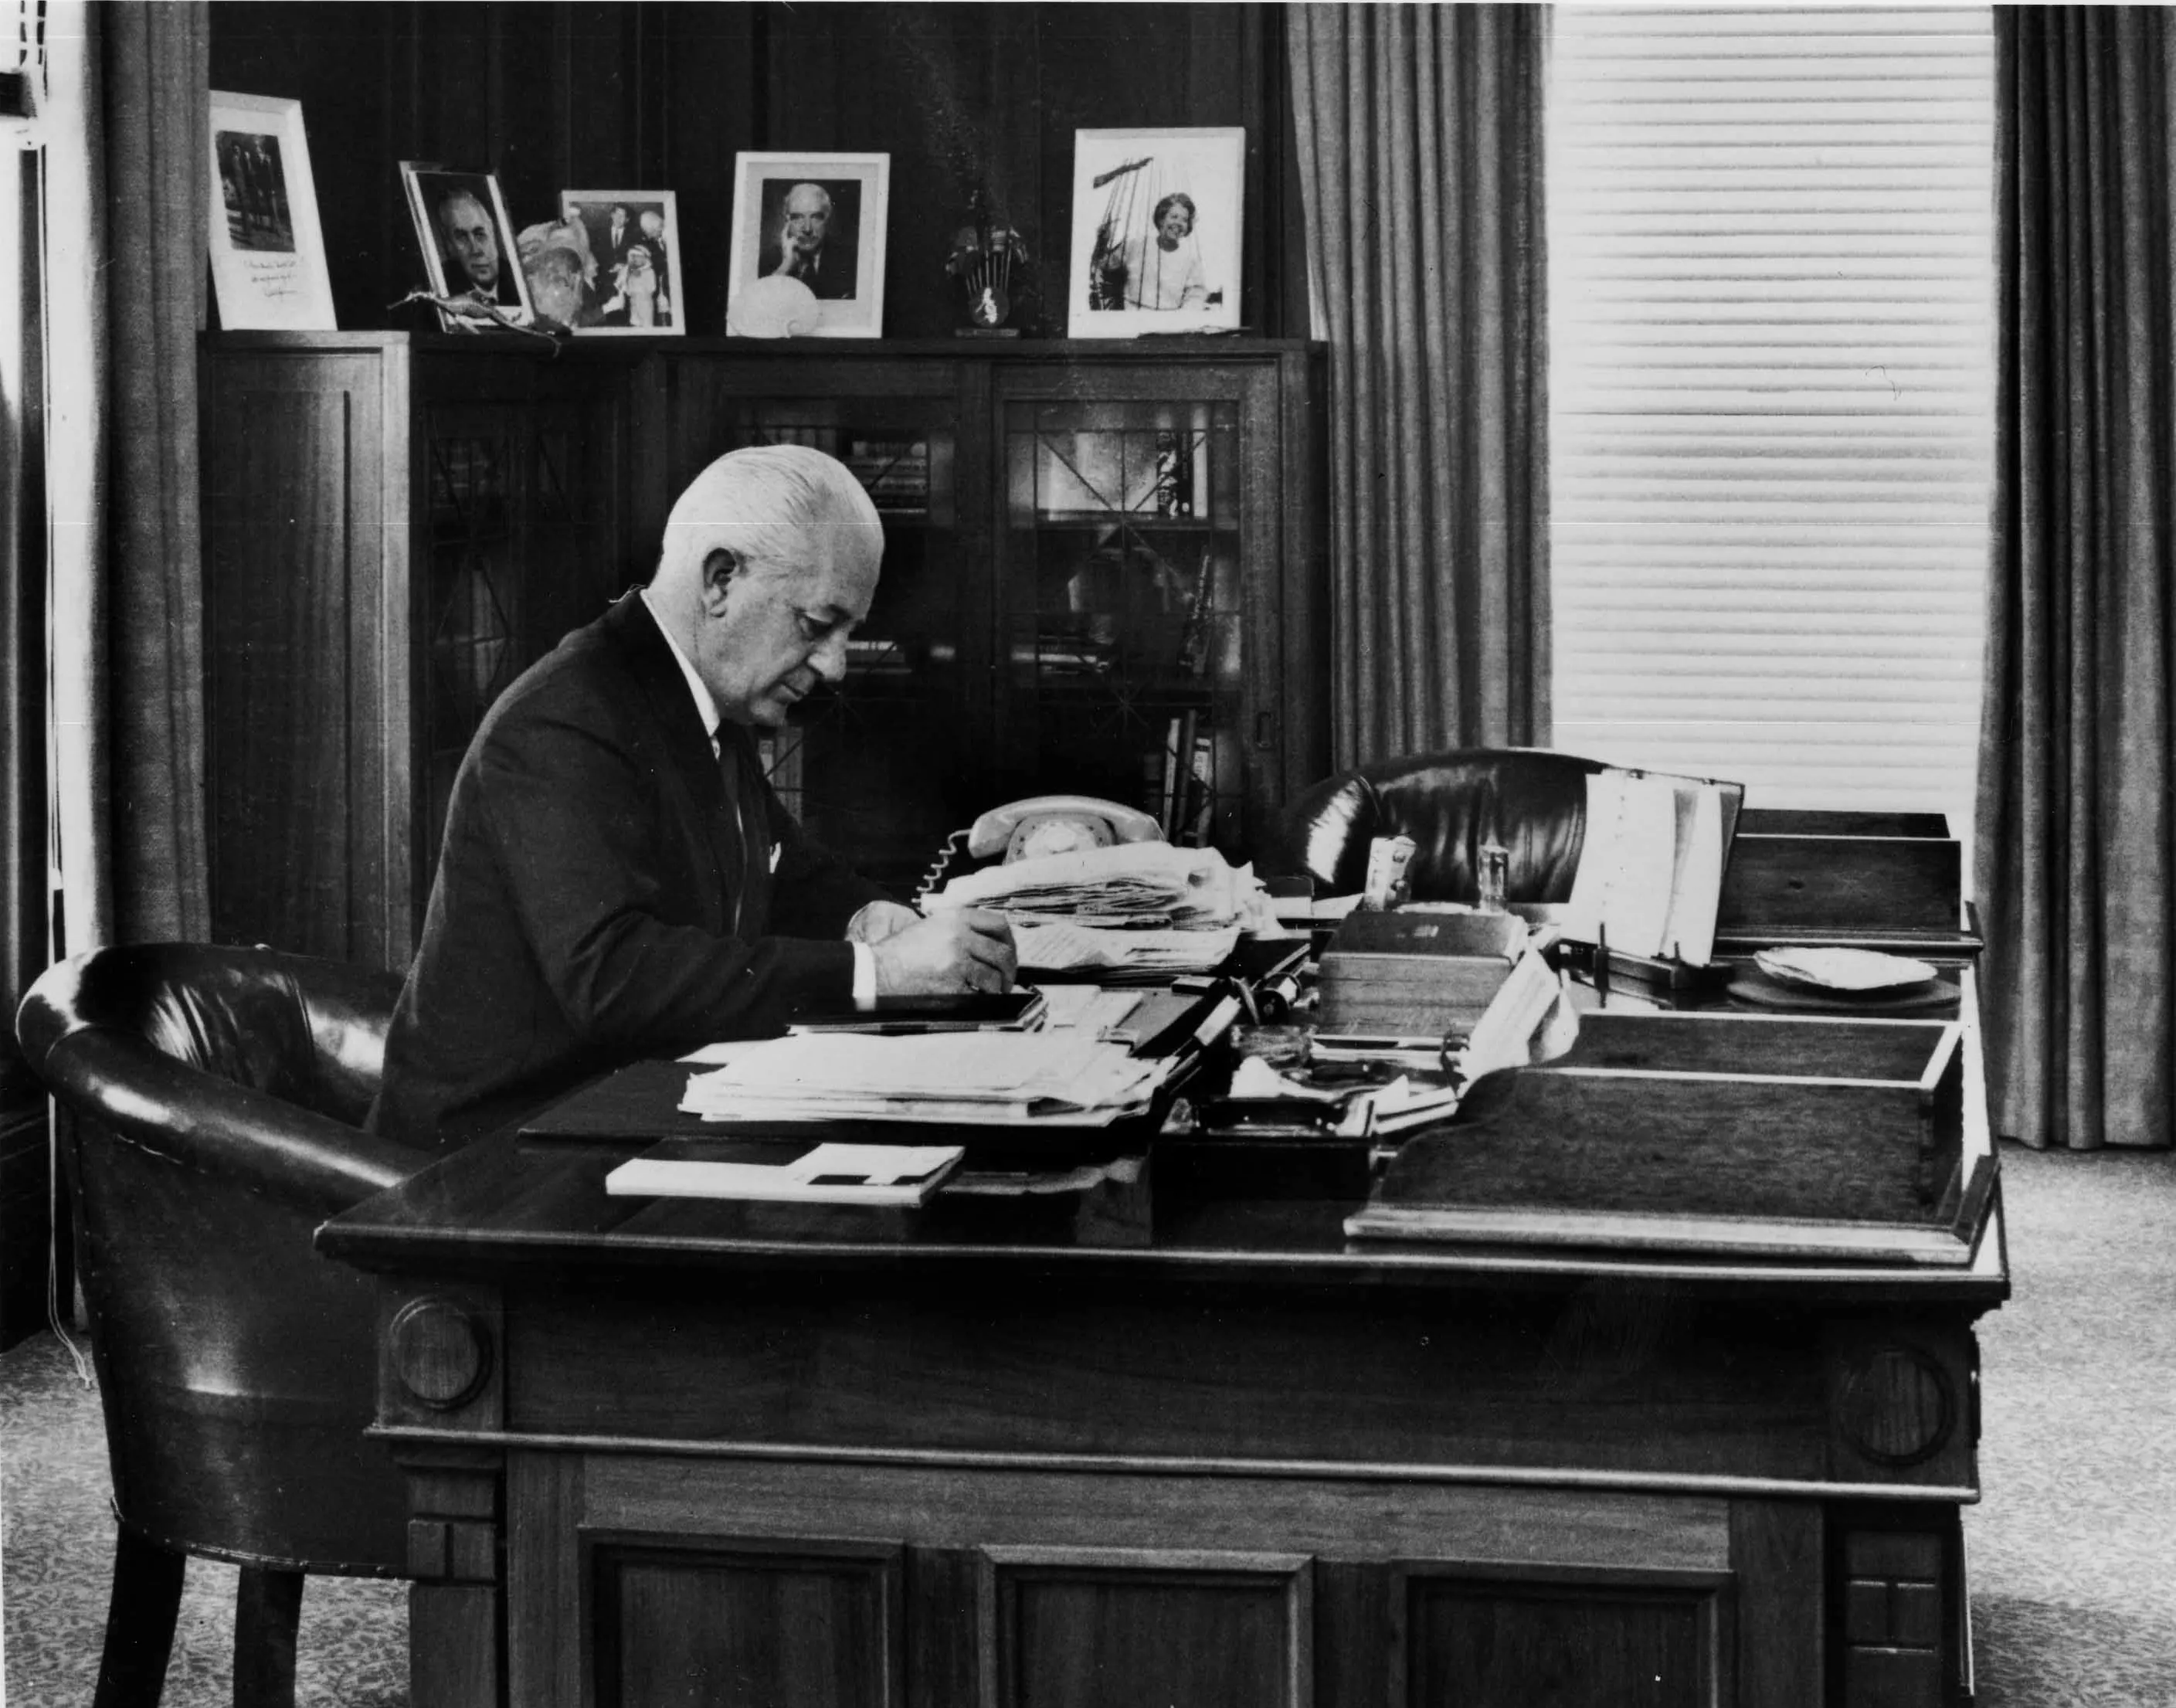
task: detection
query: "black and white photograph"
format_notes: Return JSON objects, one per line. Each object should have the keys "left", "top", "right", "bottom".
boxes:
{"left": 10, "top": 11, "right": 2176, "bottom": 1708}
{"left": 557, "top": 191, "right": 686, "bottom": 334}
{"left": 1069, "top": 126, "right": 1243, "bottom": 337}
{"left": 205, "top": 90, "right": 335, "bottom": 329}
{"left": 726, "top": 151, "right": 888, "bottom": 337}
{"left": 400, "top": 162, "right": 532, "bottom": 328}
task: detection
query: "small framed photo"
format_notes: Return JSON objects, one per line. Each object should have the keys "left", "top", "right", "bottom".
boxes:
{"left": 556, "top": 191, "right": 685, "bottom": 335}
{"left": 1068, "top": 127, "right": 1244, "bottom": 338}
{"left": 725, "top": 152, "right": 890, "bottom": 338}
{"left": 399, "top": 163, "right": 532, "bottom": 330}
{"left": 206, "top": 91, "right": 336, "bottom": 330}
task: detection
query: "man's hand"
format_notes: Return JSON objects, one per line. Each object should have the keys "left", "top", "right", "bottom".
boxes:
{"left": 869, "top": 908, "right": 1017, "bottom": 996}
{"left": 847, "top": 900, "right": 922, "bottom": 946}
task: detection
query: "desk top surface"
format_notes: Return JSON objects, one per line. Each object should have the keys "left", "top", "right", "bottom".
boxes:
{"left": 318, "top": 1056, "right": 2010, "bottom": 1308}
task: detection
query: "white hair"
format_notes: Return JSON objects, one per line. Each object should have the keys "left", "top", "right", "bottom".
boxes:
{"left": 655, "top": 444, "right": 882, "bottom": 589}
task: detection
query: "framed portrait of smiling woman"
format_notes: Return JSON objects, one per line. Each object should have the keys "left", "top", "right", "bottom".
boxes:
{"left": 400, "top": 162, "right": 533, "bottom": 329}
{"left": 1070, "top": 127, "right": 1244, "bottom": 338}
{"left": 725, "top": 151, "right": 889, "bottom": 338}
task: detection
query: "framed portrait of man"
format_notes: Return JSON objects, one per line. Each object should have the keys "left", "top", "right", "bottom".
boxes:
{"left": 1068, "top": 127, "right": 1244, "bottom": 338}
{"left": 555, "top": 190, "right": 686, "bottom": 335}
{"left": 725, "top": 152, "right": 889, "bottom": 338}
{"left": 206, "top": 91, "right": 336, "bottom": 330}
{"left": 400, "top": 163, "right": 533, "bottom": 330}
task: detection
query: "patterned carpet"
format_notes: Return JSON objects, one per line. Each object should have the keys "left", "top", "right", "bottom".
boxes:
{"left": 0, "top": 1336, "right": 406, "bottom": 1706}
{"left": 3, "top": 1141, "right": 2172, "bottom": 1705}
{"left": 1965, "top": 1144, "right": 2176, "bottom": 1706}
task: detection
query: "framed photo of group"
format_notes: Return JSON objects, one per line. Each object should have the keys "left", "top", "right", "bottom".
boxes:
{"left": 205, "top": 90, "right": 336, "bottom": 330}
{"left": 1068, "top": 127, "right": 1244, "bottom": 338}
{"left": 725, "top": 152, "right": 890, "bottom": 338}
{"left": 558, "top": 192, "right": 686, "bottom": 334}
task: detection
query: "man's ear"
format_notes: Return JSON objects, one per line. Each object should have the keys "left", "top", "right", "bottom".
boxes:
{"left": 698, "top": 548, "right": 742, "bottom": 613}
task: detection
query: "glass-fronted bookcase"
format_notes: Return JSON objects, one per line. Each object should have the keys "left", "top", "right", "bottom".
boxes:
{"left": 201, "top": 334, "right": 1323, "bottom": 967}
{"left": 997, "top": 379, "right": 1248, "bottom": 853}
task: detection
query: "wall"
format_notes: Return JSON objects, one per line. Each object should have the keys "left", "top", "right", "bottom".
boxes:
{"left": 209, "top": 1, "right": 1309, "bottom": 339}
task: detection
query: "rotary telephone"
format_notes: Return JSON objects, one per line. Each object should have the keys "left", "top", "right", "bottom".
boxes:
{"left": 917, "top": 794, "right": 1163, "bottom": 903}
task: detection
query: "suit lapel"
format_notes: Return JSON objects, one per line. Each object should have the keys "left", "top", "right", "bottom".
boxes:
{"left": 601, "top": 591, "right": 745, "bottom": 933}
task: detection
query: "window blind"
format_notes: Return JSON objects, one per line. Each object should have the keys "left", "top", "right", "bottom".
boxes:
{"left": 1547, "top": 7, "right": 1994, "bottom": 824}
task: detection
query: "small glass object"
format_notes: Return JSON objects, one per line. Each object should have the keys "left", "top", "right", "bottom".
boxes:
{"left": 1363, "top": 834, "right": 1416, "bottom": 911}
{"left": 1477, "top": 840, "right": 1510, "bottom": 913}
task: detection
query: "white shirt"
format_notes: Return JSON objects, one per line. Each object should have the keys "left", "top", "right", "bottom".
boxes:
{"left": 640, "top": 589, "right": 876, "bottom": 1000}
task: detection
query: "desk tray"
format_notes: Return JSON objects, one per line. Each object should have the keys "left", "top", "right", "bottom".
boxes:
{"left": 1347, "top": 1011, "right": 1993, "bottom": 1265}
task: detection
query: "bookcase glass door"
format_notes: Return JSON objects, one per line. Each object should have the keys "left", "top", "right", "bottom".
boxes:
{"left": 1000, "top": 397, "right": 1245, "bottom": 851}
{"left": 698, "top": 399, "right": 968, "bottom": 893}
{"left": 421, "top": 398, "right": 619, "bottom": 871}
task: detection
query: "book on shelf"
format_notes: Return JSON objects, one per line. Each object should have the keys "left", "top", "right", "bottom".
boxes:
{"left": 1174, "top": 547, "right": 1213, "bottom": 675}
{"left": 1182, "top": 725, "right": 1214, "bottom": 847}
{"left": 845, "top": 438, "right": 930, "bottom": 513}
{"left": 1158, "top": 712, "right": 1190, "bottom": 840}
{"left": 1560, "top": 767, "right": 1746, "bottom": 967}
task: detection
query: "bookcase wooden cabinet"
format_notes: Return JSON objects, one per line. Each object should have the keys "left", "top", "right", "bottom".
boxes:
{"left": 200, "top": 334, "right": 1326, "bottom": 971}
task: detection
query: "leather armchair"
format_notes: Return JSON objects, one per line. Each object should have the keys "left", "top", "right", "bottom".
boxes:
{"left": 14, "top": 943, "right": 426, "bottom": 1708}
{"left": 1264, "top": 748, "right": 1607, "bottom": 904}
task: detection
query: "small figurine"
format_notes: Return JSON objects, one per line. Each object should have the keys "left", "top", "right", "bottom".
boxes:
{"left": 946, "top": 206, "right": 1030, "bottom": 335}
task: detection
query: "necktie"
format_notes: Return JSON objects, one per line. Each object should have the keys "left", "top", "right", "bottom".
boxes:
{"left": 716, "top": 728, "right": 769, "bottom": 939}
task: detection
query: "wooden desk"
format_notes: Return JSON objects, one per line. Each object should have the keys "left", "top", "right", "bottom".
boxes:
{"left": 321, "top": 1058, "right": 2008, "bottom": 1708}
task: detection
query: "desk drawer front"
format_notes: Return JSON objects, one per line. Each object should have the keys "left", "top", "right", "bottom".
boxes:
{"left": 528, "top": 1455, "right": 1738, "bottom": 1708}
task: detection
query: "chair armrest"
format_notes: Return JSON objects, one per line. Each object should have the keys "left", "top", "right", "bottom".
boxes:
{"left": 33, "top": 1027, "right": 420, "bottom": 1218}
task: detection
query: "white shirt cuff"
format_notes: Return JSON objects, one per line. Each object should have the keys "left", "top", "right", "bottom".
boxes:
{"left": 851, "top": 942, "right": 877, "bottom": 1007}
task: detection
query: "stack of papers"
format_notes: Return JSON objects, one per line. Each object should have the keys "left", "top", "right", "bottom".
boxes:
{"left": 681, "top": 1030, "right": 1174, "bottom": 1127}
{"left": 929, "top": 842, "right": 1271, "bottom": 976}
{"left": 1010, "top": 919, "right": 1240, "bottom": 976}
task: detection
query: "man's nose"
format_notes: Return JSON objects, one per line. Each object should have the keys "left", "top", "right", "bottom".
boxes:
{"left": 809, "top": 630, "right": 851, "bottom": 683}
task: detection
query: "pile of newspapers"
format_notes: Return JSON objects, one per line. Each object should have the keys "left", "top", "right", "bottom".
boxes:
{"left": 927, "top": 841, "right": 1273, "bottom": 978}
{"left": 681, "top": 1030, "right": 1175, "bottom": 1127}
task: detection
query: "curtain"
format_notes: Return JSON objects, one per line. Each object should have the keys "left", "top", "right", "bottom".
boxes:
{"left": 46, "top": 0, "right": 209, "bottom": 953}
{"left": 1977, "top": 8, "right": 2174, "bottom": 1150}
{"left": 1286, "top": 4, "right": 1550, "bottom": 768}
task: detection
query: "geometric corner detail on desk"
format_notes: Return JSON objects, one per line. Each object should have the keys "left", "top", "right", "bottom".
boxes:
{"left": 390, "top": 1296, "right": 494, "bottom": 1411}
{"left": 1835, "top": 1346, "right": 1955, "bottom": 1469}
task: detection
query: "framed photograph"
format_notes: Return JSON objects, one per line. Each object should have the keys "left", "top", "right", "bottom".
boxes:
{"left": 400, "top": 162, "right": 532, "bottom": 330}
{"left": 725, "top": 152, "right": 890, "bottom": 338}
{"left": 1068, "top": 127, "right": 1244, "bottom": 338}
{"left": 556, "top": 191, "right": 685, "bottom": 335}
{"left": 206, "top": 91, "right": 336, "bottom": 330}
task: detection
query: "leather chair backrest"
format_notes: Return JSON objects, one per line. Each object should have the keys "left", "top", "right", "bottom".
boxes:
{"left": 1265, "top": 749, "right": 1608, "bottom": 904}
{"left": 15, "top": 944, "right": 416, "bottom": 1576}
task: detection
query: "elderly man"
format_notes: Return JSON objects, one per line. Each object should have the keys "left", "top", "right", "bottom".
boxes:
{"left": 763, "top": 181, "right": 857, "bottom": 299}
{"left": 436, "top": 186, "right": 519, "bottom": 306}
{"left": 369, "top": 445, "right": 1015, "bottom": 1149}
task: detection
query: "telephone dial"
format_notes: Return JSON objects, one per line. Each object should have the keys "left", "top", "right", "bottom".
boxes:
{"left": 917, "top": 794, "right": 1164, "bottom": 902}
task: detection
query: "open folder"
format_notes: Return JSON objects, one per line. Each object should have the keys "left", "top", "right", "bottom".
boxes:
{"left": 1559, "top": 767, "right": 1744, "bottom": 966}
{"left": 605, "top": 1139, "right": 964, "bottom": 1205}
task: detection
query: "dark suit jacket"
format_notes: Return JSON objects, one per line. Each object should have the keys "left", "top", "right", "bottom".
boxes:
{"left": 369, "top": 590, "right": 891, "bottom": 1149}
